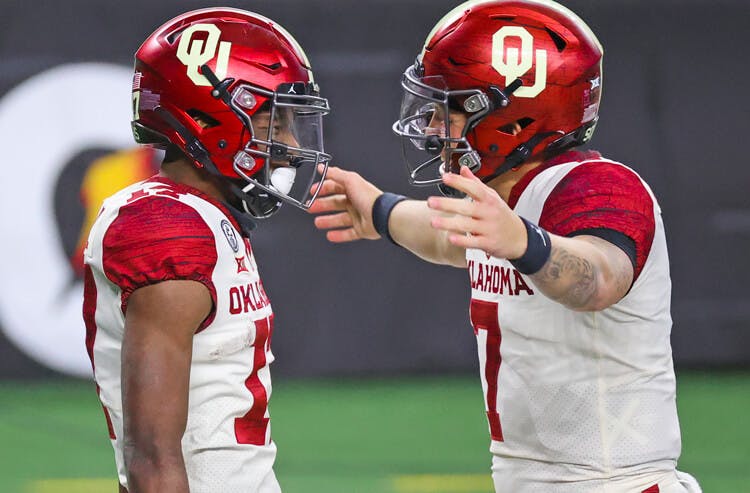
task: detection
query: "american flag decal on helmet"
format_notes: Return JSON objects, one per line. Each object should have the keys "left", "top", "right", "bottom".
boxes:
{"left": 132, "top": 72, "right": 142, "bottom": 91}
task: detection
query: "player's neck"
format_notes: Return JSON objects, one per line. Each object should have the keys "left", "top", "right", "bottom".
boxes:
{"left": 160, "top": 159, "right": 226, "bottom": 202}
{"left": 487, "top": 158, "right": 543, "bottom": 203}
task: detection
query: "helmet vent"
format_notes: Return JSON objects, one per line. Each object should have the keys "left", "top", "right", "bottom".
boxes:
{"left": 166, "top": 26, "right": 189, "bottom": 45}
{"left": 259, "top": 62, "right": 283, "bottom": 71}
{"left": 544, "top": 27, "right": 567, "bottom": 52}
{"left": 490, "top": 15, "right": 516, "bottom": 21}
{"left": 448, "top": 56, "right": 471, "bottom": 67}
{"left": 497, "top": 117, "right": 534, "bottom": 135}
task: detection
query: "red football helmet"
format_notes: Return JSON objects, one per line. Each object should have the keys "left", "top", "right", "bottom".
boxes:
{"left": 393, "top": 0, "right": 603, "bottom": 189}
{"left": 132, "top": 8, "right": 331, "bottom": 217}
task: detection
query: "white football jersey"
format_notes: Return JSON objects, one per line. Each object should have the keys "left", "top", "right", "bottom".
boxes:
{"left": 466, "top": 152, "right": 683, "bottom": 492}
{"left": 83, "top": 177, "right": 280, "bottom": 492}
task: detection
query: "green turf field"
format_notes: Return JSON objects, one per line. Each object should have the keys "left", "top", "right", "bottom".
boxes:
{"left": 0, "top": 372, "right": 747, "bottom": 492}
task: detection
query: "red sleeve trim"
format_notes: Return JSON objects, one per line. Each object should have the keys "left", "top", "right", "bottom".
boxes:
{"left": 102, "top": 196, "right": 218, "bottom": 329}
{"left": 538, "top": 161, "right": 655, "bottom": 280}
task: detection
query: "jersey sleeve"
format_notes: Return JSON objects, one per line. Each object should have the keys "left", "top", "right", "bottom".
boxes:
{"left": 538, "top": 161, "right": 655, "bottom": 280}
{"left": 102, "top": 196, "right": 218, "bottom": 326}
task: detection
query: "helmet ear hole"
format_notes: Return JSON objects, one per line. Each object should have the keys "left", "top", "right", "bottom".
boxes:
{"left": 497, "top": 123, "right": 518, "bottom": 136}
{"left": 186, "top": 109, "right": 221, "bottom": 129}
{"left": 497, "top": 118, "right": 534, "bottom": 136}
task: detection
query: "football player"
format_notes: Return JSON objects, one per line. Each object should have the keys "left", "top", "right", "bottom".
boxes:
{"left": 83, "top": 8, "right": 330, "bottom": 492}
{"left": 310, "top": 1, "right": 701, "bottom": 491}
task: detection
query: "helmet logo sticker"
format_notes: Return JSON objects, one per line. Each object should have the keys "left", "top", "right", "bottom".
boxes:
{"left": 132, "top": 88, "right": 141, "bottom": 120}
{"left": 131, "top": 72, "right": 143, "bottom": 119}
{"left": 176, "top": 23, "right": 232, "bottom": 87}
{"left": 221, "top": 219, "right": 240, "bottom": 252}
{"left": 491, "top": 26, "right": 548, "bottom": 98}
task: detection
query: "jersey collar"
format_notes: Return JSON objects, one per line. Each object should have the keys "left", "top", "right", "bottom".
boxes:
{"left": 147, "top": 175, "right": 257, "bottom": 236}
{"left": 507, "top": 150, "right": 602, "bottom": 209}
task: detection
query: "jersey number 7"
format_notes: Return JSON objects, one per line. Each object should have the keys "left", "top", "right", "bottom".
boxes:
{"left": 470, "top": 299, "right": 504, "bottom": 442}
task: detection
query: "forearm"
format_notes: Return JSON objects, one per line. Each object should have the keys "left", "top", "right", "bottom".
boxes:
{"left": 121, "top": 281, "right": 207, "bottom": 493}
{"left": 389, "top": 199, "right": 466, "bottom": 267}
{"left": 124, "top": 448, "right": 189, "bottom": 493}
{"left": 529, "top": 235, "right": 632, "bottom": 311}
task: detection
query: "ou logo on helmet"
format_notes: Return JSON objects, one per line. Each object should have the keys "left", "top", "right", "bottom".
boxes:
{"left": 491, "top": 26, "right": 547, "bottom": 98}
{"left": 176, "top": 23, "right": 232, "bottom": 86}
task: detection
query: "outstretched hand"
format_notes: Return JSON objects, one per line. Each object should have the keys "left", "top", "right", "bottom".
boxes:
{"left": 309, "top": 166, "right": 383, "bottom": 242}
{"left": 427, "top": 166, "right": 527, "bottom": 260}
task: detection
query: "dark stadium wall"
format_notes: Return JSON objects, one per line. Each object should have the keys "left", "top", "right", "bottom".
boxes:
{"left": 0, "top": 0, "right": 747, "bottom": 378}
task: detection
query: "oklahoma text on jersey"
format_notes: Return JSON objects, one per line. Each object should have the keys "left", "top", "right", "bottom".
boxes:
{"left": 468, "top": 261, "right": 535, "bottom": 296}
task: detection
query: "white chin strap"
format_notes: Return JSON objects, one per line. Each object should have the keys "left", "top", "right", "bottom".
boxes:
{"left": 270, "top": 166, "right": 296, "bottom": 195}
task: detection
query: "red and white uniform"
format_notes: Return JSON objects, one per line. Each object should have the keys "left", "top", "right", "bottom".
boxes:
{"left": 83, "top": 177, "right": 280, "bottom": 493}
{"left": 467, "top": 151, "right": 689, "bottom": 492}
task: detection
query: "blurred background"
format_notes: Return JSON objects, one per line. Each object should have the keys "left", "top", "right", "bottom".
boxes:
{"left": 0, "top": 0, "right": 748, "bottom": 492}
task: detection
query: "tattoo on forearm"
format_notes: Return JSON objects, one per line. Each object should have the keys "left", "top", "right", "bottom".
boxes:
{"left": 534, "top": 245, "right": 598, "bottom": 309}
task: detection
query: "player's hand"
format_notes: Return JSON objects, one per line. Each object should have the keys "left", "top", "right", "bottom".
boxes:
{"left": 426, "top": 166, "right": 527, "bottom": 259}
{"left": 309, "top": 165, "right": 383, "bottom": 242}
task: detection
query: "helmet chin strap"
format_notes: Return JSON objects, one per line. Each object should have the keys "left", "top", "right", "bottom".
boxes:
{"left": 155, "top": 107, "right": 216, "bottom": 171}
{"left": 478, "top": 117, "right": 599, "bottom": 185}
{"left": 437, "top": 131, "right": 560, "bottom": 197}
{"left": 480, "top": 131, "right": 563, "bottom": 184}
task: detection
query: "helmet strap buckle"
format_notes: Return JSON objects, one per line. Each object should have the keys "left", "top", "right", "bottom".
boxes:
{"left": 464, "top": 93, "right": 490, "bottom": 113}
{"left": 457, "top": 151, "right": 481, "bottom": 171}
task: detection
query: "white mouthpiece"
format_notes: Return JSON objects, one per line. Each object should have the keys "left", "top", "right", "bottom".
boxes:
{"left": 270, "top": 167, "right": 296, "bottom": 195}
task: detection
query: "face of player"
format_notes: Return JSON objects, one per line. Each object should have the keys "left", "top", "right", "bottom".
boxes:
{"left": 424, "top": 105, "right": 469, "bottom": 163}
{"left": 250, "top": 109, "right": 300, "bottom": 168}
{"left": 425, "top": 105, "right": 467, "bottom": 141}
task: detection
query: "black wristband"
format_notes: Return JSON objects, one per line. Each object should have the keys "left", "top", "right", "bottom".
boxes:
{"left": 509, "top": 217, "right": 551, "bottom": 274}
{"left": 372, "top": 192, "right": 407, "bottom": 245}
